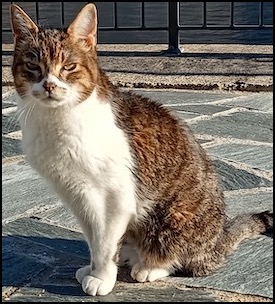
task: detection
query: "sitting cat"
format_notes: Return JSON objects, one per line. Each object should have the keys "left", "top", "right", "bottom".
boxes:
{"left": 10, "top": 3, "right": 272, "bottom": 296}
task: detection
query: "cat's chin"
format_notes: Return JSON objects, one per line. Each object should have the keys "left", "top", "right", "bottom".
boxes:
{"left": 39, "top": 96, "right": 67, "bottom": 108}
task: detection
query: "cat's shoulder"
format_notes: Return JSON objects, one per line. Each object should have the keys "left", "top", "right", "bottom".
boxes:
{"left": 112, "top": 88, "right": 172, "bottom": 118}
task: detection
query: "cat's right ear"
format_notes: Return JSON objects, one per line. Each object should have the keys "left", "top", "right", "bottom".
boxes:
{"left": 67, "top": 3, "right": 97, "bottom": 50}
{"left": 10, "top": 4, "right": 38, "bottom": 39}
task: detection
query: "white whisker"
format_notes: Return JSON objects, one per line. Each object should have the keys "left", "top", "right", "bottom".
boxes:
{"left": 25, "top": 103, "right": 36, "bottom": 126}
{"left": 24, "top": 102, "right": 36, "bottom": 126}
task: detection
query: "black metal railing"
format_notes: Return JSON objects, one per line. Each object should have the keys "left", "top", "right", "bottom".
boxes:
{"left": 165, "top": 2, "right": 273, "bottom": 54}
{"left": 2, "top": 2, "right": 273, "bottom": 55}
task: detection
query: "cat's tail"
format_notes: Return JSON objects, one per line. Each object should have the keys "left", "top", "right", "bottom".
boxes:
{"left": 219, "top": 211, "right": 273, "bottom": 256}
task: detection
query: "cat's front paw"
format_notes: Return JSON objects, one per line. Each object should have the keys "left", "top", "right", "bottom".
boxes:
{"left": 131, "top": 263, "right": 170, "bottom": 282}
{"left": 75, "top": 265, "right": 91, "bottom": 284}
{"left": 82, "top": 275, "right": 116, "bottom": 296}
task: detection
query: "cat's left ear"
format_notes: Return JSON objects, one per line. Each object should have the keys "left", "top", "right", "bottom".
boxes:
{"left": 10, "top": 4, "right": 39, "bottom": 39}
{"left": 67, "top": 3, "right": 97, "bottom": 49}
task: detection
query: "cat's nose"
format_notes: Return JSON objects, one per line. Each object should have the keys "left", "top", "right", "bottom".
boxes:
{"left": 43, "top": 81, "right": 57, "bottom": 93}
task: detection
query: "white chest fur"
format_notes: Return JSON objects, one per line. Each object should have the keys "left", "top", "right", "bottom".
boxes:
{"left": 17, "top": 90, "right": 136, "bottom": 210}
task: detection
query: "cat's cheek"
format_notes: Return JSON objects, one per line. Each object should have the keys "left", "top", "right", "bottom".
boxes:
{"left": 32, "top": 81, "right": 47, "bottom": 99}
{"left": 14, "top": 77, "right": 31, "bottom": 97}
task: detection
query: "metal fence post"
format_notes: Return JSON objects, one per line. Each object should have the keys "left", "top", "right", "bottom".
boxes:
{"left": 162, "top": 2, "right": 182, "bottom": 55}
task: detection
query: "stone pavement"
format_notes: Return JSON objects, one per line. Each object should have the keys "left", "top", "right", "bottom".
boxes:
{"left": 2, "top": 87, "right": 273, "bottom": 302}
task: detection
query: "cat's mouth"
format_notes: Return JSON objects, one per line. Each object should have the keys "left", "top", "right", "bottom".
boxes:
{"left": 30, "top": 92, "right": 65, "bottom": 108}
{"left": 40, "top": 94, "right": 66, "bottom": 107}
{"left": 32, "top": 90, "right": 66, "bottom": 106}
{"left": 43, "top": 95, "right": 61, "bottom": 101}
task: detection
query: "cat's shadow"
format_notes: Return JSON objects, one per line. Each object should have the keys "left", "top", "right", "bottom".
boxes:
{"left": 2, "top": 229, "right": 273, "bottom": 297}
{"left": 2, "top": 234, "right": 135, "bottom": 297}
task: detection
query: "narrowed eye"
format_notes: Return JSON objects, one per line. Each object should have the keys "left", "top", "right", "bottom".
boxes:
{"left": 26, "top": 62, "right": 39, "bottom": 71}
{"left": 63, "top": 63, "right": 77, "bottom": 71}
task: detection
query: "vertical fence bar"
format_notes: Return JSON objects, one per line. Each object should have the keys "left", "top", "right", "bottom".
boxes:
{"left": 141, "top": 2, "right": 145, "bottom": 28}
{"left": 35, "top": 2, "right": 39, "bottom": 23}
{"left": 113, "top": 2, "right": 118, "bottom": 29}
{"left": 162, "top": 2, "right": 182, "bottom": 55}
{"left": 259, "top": 2, "right": 263, "bottom": 27}
{"left": 60, "top": 2, "right": 65, "bottom": 27}
{"left": 202, "top": 2, "right": 207, "bottom": 28}
{"left": 230, "top": 2, "right": 234, "bottom": 27}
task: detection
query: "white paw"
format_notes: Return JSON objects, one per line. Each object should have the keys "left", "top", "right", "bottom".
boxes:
{"left": 75, "top": 265, "right": 91, "bottom": 284}
{"left": 82, "top": 275, "right": 116, "bottom": 296}
{"left": 131, "top": 263, "right": 171, "bottom": 282}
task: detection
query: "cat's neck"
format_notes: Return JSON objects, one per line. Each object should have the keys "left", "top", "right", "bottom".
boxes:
{"left": 95, "top": 67, "right": 116, "bottom": 99}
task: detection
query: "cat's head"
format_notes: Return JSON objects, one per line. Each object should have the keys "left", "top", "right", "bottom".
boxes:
{"left": 10, "top": 4, "right": 98, "bottom": 108}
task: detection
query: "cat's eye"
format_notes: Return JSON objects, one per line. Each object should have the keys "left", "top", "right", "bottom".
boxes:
{"left": 63, "top": 63, "right": 77, "bottom": 71}
{"left": 26, "top": 62, "right": 39, "bottom": 71}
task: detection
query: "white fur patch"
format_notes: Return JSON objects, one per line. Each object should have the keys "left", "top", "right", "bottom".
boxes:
{"left": 131, "top": 263, "right": 171, "bottom": 282}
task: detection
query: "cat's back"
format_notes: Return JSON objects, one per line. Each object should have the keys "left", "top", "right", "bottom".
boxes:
{"left": 112, "top": 89, "right": 194, "bottom": 145}
{"left": 112, "top": 89, "right": 202, "bottom": 161}
{"left": 111, "top": 89, "right": 218, "bottom": 200}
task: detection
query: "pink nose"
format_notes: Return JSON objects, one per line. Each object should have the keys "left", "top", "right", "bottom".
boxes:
{"left": 43, "top": 81, "right": 56, "bottom": 93}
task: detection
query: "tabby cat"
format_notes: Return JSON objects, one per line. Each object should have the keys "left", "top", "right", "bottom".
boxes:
{"left": 10, "top": 3, "right": 272, "bottom": 296}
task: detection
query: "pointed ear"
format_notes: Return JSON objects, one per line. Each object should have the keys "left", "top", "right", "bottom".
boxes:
{"left": 67, "top": 4, "right": 97, "bottom": 49}
{"left": 10, "top": 4, "right": 39, "bottom": 39}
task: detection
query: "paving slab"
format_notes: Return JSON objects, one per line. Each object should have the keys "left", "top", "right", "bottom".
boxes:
{"left": 4, "top": 284, "right": 219, "bottom": 302}
{"left": 128, "top": 88, "right": 241, "bottom": 105}
{"left": 165, "top": 236, "right": 273, "bottom": 299}
{"left": 190, "top": 110, "right": 273, "bottom": 143}
{"left": 224, "top": 189, "right": 273, "bottom": 218}
{"left": 167, "top": 104, "right": 233, "bottom": 115}
{"left": 213, "top": 159, "right": 272, "bottom": 190}
{"left": 2, "top": 162, "right": 59, "bottom": 222}
{"left": 213, "top": 92, "right": 273, "bottom": 112}
{"left": 2, "top": 136, "right": 22, "bottom": 158}
{"left": 207, "top": 144, "right": 273, "bottom": 171}
{"left": 2, "top": 111, "right": 20, "bottom": 135}
{"left": 172, "top": 111, "right": 201, "bottom": 121}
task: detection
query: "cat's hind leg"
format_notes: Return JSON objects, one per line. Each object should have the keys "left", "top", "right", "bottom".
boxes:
{"left": 130, "top": 263, "right": 172, "bottom": 282}
{"left": 119, "top": 242, "right": 172, "bottom": 282}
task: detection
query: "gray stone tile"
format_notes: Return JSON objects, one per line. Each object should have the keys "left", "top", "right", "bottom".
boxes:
{"left": 173, "top": 111, "right": 201, "bottom": 120}
{"left": 165, "top": 236, "right": 273, "bottom": 299}
{"left": 169, "top": 104, "right": 232, "bottom": 115}
{"left": 34, "top": 205, "right": 81, "bottom": 231}
{"left": 2, "top": 218, "right": 88, "bottom": 292}
{"left": 191, "top": 111, "right": 273, "bottom": 143}
{"left": 214, "top": 159, "right": 273, "bottom": 191}
{"left": 224, "top": 190, "right": 273, "bottom": 219}
{"left": 2, "top": 111, "right": 20, "bottom": 135}
{"left": 130, "top": 88, "right": 239, "bottom": 105}
{"left": 216, "top": 93, "right": 273, "bottom": 112}
{"left": 2, "top": 237, "right": 48, "bottom": 287}
{"left": 170, "top": 104, "right": 232, "bottom": 121}
{"left": 2, "top": 101, "right": 17, "bottom": 109}
{"left": 2, "top": 90, "right": 17, "bottom": 105}
{"left": 3, "top": 217, "right": 85, "bottom": 245}
{"left": 6, "top": 285, "right": 219, "bottom": 302}
{"left": 2, "top": 163, "right": 60, "bottom": 221}
{"left": 207, "top": 144, "right": 273, "bottom": 171}
{"left": 2, "top": 136, "right": 22, "bottom": 158}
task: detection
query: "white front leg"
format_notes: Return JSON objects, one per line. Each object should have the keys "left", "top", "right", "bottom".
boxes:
{"left": 69, "top": 187, "right": 135, "bottom": 296}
